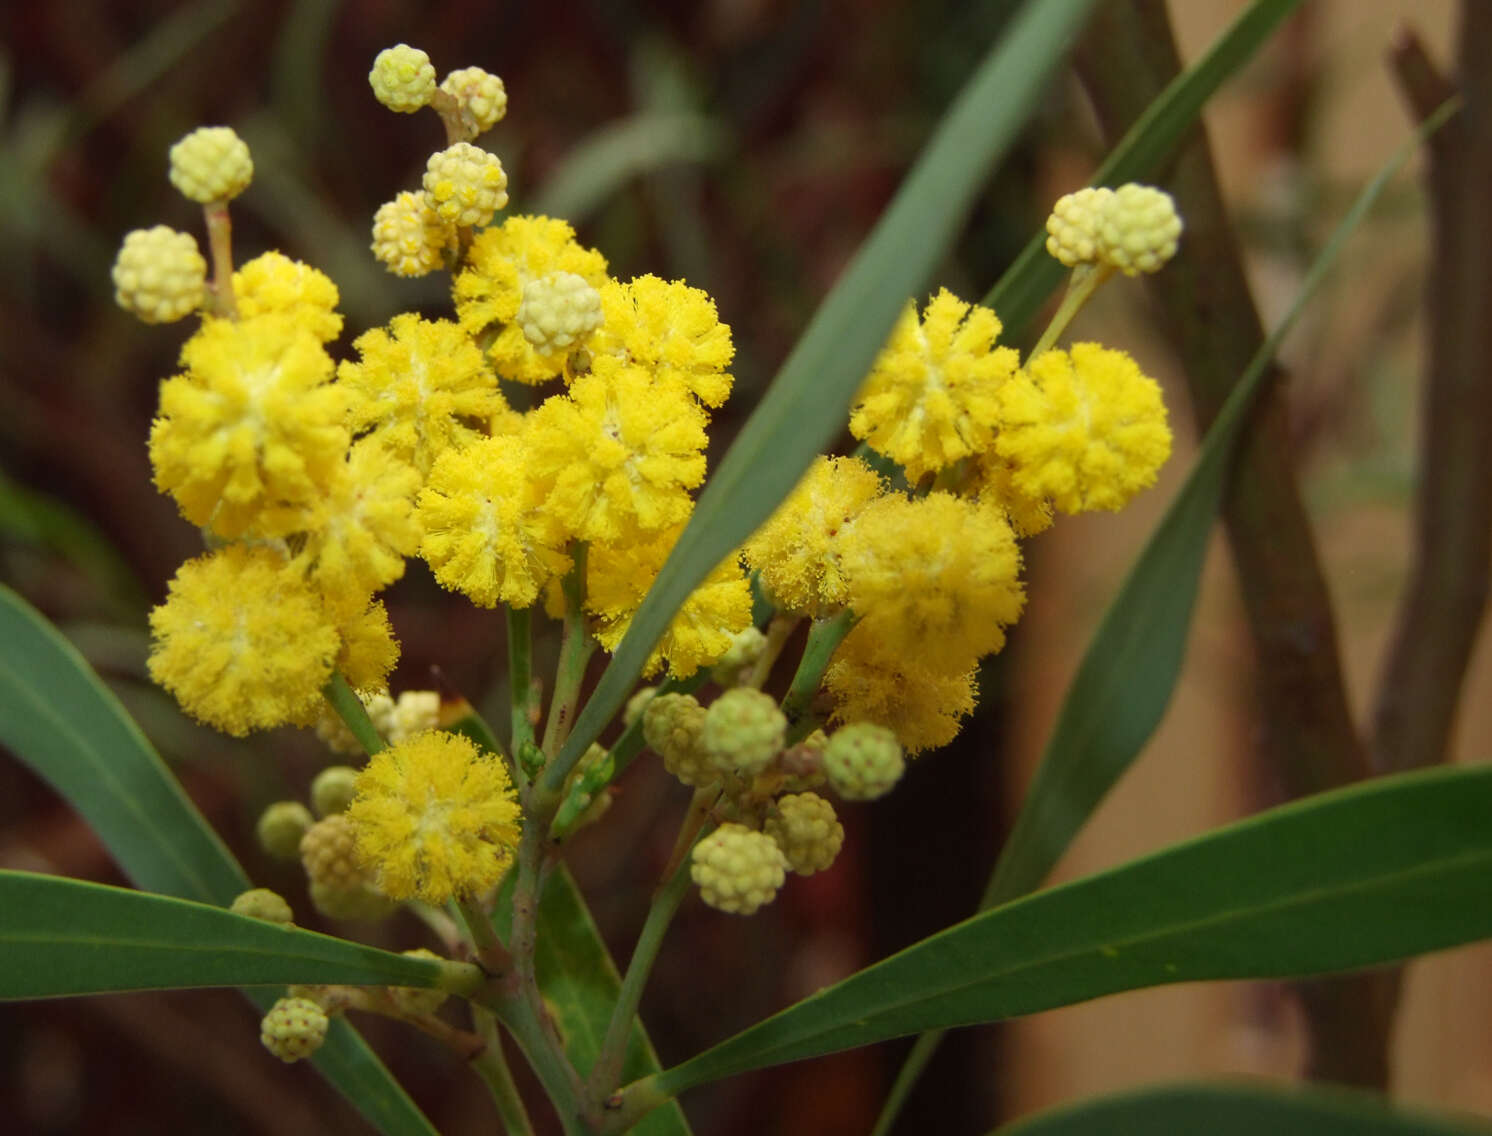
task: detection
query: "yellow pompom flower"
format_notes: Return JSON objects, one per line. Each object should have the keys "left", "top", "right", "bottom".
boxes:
{"left": 148, "top": 545, "right": 339, "bottom": 736}
{"left": 338, "top": 313, "right": 506, "bottom": 475}
{"left": 995, "top": 343, "right": 1171, "bottom": 515}
{"left": 823, "top": 624, "right": 977, "bottom": 756}
{"left": 838, "top": 492, "right": 1024, "bottom": 663}
{"left": 347, "top": 730, "right": 522, "bottom": 904}
{"left": 418, "top": 433, "right": 573, "bottom": 608}
{"left": 233, "top": 251, "right": 343, "bottom": 343}
{"left": 849, "top": 288, "right": 1019, "bottom": 482}
{"left": 741, "top": 455, "right": 884, "bottom": 617}
{"left": 149, "top": 313, "right": 349, "bottom": 538}
{"left": 296, "top": 437, "right": 423, "bottom": 599}
{"left": 967, "top": 452, "right": 1054, "bottom": 538}
{"left": 588, "top": 275, "right": 734, "bottom": 409}
{"left": 526, "top": 355, "right": 706, "bottom": 542}
{"left": 334, "top": 597, "right": 401, "bottom": 695}
{"left": 371, "top": 190, "right": 453, "bottom": 278}
{"left": 453, "top": 215, "right": 609, "bottom": 383}
{"left": 587, "top": 524, "right": 752, "bottom": 678}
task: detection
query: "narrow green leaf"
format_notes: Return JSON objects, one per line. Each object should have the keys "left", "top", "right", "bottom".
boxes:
{"left": 0, "top": 871, "right": 472, "bottom": 999}
{"left": 547, "top": 0, "right": 1101, "bottom": 789}
{"left": 0, "top": 582, "right": 247, "bottom": 902}
{"left": 0, "top": 584, "right": 439, "bottom": 1136}
{"left": 653, "top": 763, "right": 1492, "bottom": 1095}
{"left": 534, "top": 870, "right": 693, "bottom": 1136}
{"left": 985, "top": 0, "right": 1305, "bottom": 338}
{"left": 993, "top": 1081, "right": 1492, "bottom": 1136}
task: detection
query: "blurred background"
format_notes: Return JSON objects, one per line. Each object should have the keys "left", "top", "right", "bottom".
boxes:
{"left": 1, "top": 0, "right": 1485, "bottom": 1132}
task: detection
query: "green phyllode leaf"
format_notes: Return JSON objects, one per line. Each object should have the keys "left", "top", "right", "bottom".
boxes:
{"left": 991, "top": 1081, "right": 1492, "bottom": 1136}
{"left": 651, "top": 763, "right": 1492, "bottom": 1097}
{"left": 0, "top": 583, "right": 441, "bottom": 1136}
{"left": 547, "top": 0, "right": 1101, "bottom": 790}
{"left": 0, "top": 871, "right": 476, "bottom": 1000}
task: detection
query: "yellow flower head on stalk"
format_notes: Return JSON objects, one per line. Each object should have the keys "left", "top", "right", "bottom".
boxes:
{"left": 347, "top": 730, "right": 522, "bottom": 904}
{"left": 338, "top": 313, "right": 507, "bottom": 475}
{"left": 232, "top": 251, "right": 343, "bottom": 343}
{"left": 417, "top": 432, "right": 573, "bottom": 608}
{"left": 453, "top": 214, "right": 608, "bottom": 383}
{"left": 995, "top": 343, "right": 1171, "bottom": 515}
{"left": 823, "top": 623, "right": 977, "bottom": 756}
{"left": 526, "top": 354, "right": 706, "bottom": 542}
{"left": 741, "top": 454, "right": 884, "bottom": 617}
{"left": 586, "top": 523, "right": 753, "bottom": 677}
{"left": 588, "top": 275, "right": 735, "bottom": 409}
{"left": 334, "top": 596, "right": 401, "bottom": 695}
{"left": 849, "top": 288, "right": 1019, "bottom": 483}
{"left": 148, "top": 545, "right": 340, "bottom": 736}
{"left": 838, "top": 492, "right": 1025, "bottom": 663}
{"left": 296, "top": 436, "right": 423, "bottom": 600}
{"left": 967, "top": 451, "right": 1055, "bottom": 538}
{"left": 149, "top": 313, "right": 349, "bottom": 538}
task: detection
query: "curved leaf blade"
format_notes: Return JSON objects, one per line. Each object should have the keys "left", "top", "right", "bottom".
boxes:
{"left": 993, "top": 1081, "right": 1492, "bottom": 1136}
{"left": 654, "top": 764, "right": 1492, "bottom": 1095}
{"left": 549, "top": 0, "right": 1101, "bottom": 786}
{"left": 0, "top": 871, "right": 473, "bottom": 999}
{"left": 0, "top": 584, "right": 439, "bottom": 1136}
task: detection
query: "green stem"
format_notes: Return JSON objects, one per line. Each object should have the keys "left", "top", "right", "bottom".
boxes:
{"left": 456, "top": 897, "right": 511, "bottom": 975}
{"left": 472, "top": 1006, "right": 536, "bottom": 1136}
{"left": 202, "top": 201, "right": 238, "bottom": 319}
{"left": 600, "top": 1074, "right": 672, "bottom": 1136}
{"left": 508, "top": 606, "right": 537, "bottom": 758}
{"left": 541, "top": 545, "right": 598, "bottom": 766}
{"left": 322, "top": 671, "right": 385, "bottom": 755}
{"left": 743, "top": 611, "right": 800, "bottom": 690}
{"left": 585, "top": 849, "right": 696, "bottom": 1106}
{"left": 498, "top": 985, "right": 588, "bottom": 1136}
{"left": 780, "top": 609, "right": 857, "bottom": 742}
{"left": 1027, "top": 261, "right": 1111, "bottom": 358}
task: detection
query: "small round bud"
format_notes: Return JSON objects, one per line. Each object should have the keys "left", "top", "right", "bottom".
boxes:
{"left": 389, "top": 690, "right": 440, "bottom": 743}
{"left": 371, "top": 191, "right": 451, "bottom": 277}
{"left": 311, "top": 766, "right": 359, "bottom": 817}
{"left": 388, "top": 949, "right": 450, "bottom": 1016}
{"left": 370, "top": 45, "right": 436, "bottom": 113}
{"left": 711, "top": 626, "right": 768, "bottom": 688}
{"left": 257, "top": 801, "right": 314, "bottom": 861}
{"left": 260, "top": 996, "right": 329, "bottom": 1062}
{"left": 624, "top": 685, "right": 659, "bottom": 727}
{"left": 822, "top": 722, "right": 904, "bottom": 801}
{"left": 440, "top": 67, "right": 508, "bottom": 134}
{"left": 230, "top": 888, "right": 294, "bottom": 924}
{"left": 168, "top": 126, "right": 253, "bottom": 203}
{"left": 702, "top": 688, "right": 786, "bottom": 778}
{"left": 1045, "top": 186, "right": 1114, "bottom": 268}
{"left": 1096, "top": 183, "right": 1182, "bottom": 276}
{"left": 764, "top": 793, "right": 844, "bottom": 875}
{"left": 308, "top": 880, "right": 398, "bottom": 922}
{"left": 112, "top": 226, "right": 205, "bottom": 324}
{"left": 691, "top": 823, "right": 787, "bottom": 915}
{"left": 422, "top": 142, "right": 509, "bottom": 228}
{"left": 516, "top": 271, "right": 602, "bottom": 355}
{"left": 300, "top": 814, "right": 370, "bottom": 891}
{"left": 643, "top": 692, "right": 713, "bottom": 787}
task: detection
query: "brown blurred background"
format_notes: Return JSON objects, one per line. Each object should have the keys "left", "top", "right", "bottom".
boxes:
{"left": 1, "top": 0, "right": 1486, "bottom": 1133}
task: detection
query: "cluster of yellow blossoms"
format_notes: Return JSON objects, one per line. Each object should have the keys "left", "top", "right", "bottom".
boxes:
{"left": 114, "top": 43, "right": 1179, "bottom": 929}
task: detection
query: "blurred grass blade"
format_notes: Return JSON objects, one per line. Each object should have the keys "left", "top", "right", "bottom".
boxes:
{"left": 535, "top": 870, "right": 693, "bottom": 1135}
{"left": 650, "top": 763, "right": 1492, "bottom": 1096}
{"left": 992, "top": 1081, "right": 1492, "bottom": 1136}
{"left": 986, "top": 0, "right": 1305, "bottom": 338}
{"left": 0, "top": 584, "right": 439, "bottom": 1136}
{"left": 550, "top": 0, "right": 1100, "bottom": 787}
{"left": 0, "top": 872, "right": 468, "bottom": 999}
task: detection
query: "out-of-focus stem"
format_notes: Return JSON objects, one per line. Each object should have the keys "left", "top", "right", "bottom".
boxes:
{"left": 780, "top": 609, "right": 856, "bottom": 743}
{"left": 322, "top": 671, "right": 385, "bottom": 756}
{"left": 471, "top": 1006, "right": 536, "bottom": 1136}
{"left": 541, "top": 545, "right": 597, "bottom": 766}
{"left": 508, "top": 606, "right": 537, "bottom": 762}
{"left": 202, "top": 201, "right": 238, "bottom": 319}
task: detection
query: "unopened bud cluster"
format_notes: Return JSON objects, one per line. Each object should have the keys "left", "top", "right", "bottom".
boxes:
{"left": 517, "top": 272, "right": 603, "bottom": 355}
{"left": 112, "top": 226, "right": 206, "bottom": 324}
{"left": 169, "top": 126, "right": 253, "bottom": 204}
{"left": 1045, "top": 183, "right": 1181, "bottom": 275}
{"left": 260, "top": 996, "right": 329, "bottom": 1062}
